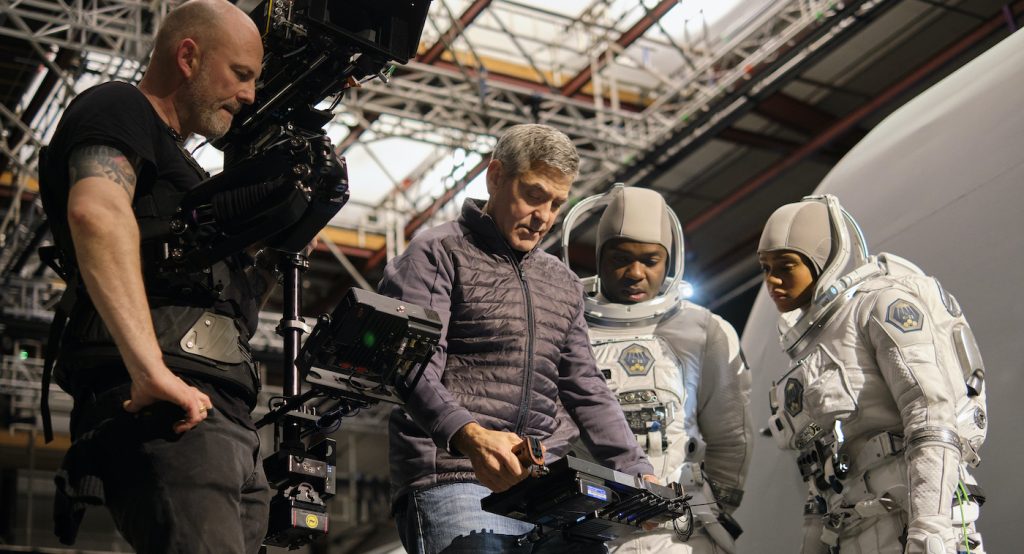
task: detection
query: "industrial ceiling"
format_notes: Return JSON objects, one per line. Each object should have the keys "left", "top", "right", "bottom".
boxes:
{"left": 1, "top": 1, "right": 1020, "bottom": 552}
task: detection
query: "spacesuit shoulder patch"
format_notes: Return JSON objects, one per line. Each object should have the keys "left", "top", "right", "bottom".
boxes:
{"left": 885, "top": 298, "right": 925, "bottom": 333}
{"left": 618, "top": 343, "right": 655, "bottom": 376}
{"left": 784, "top": 378, "right": 803, "bottom": 416}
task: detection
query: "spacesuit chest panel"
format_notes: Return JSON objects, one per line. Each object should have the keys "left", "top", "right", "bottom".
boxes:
{"left": 769, "top": 343, "right": 858, "bottom": 451}
{"left": 591, "top": 333, "right": 693, "bottom": 447}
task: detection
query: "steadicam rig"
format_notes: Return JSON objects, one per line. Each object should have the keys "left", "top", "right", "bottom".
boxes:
{"left": 146, "top": 133, "right": 348, "bottom": 274}
{"left": 255, "top": 288, "right": 442, "bottom": 549}
{"left": 170, "top": 1, "right": 433, "bottom": 549}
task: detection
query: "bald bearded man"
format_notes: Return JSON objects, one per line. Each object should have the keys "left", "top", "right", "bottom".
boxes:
{"left": 40, "top": 2, "right": 271, "bottom": 552}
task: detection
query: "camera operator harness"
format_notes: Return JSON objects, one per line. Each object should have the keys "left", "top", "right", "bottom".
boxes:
{"left": 39, "top": 0, "right": 436, "bottom": 549}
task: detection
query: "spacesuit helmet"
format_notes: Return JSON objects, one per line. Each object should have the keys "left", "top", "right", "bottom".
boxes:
{"left": 757, "top": 201, "right": 831, "bottom": 279}
{"left": 561, "top": 184, "right": 688, "bottom": 326}
{"left": 596, "top": 186, "right": 675, "bottom": 302}
{"left": 758, "top": 194, "right": 878, "bottom": 356}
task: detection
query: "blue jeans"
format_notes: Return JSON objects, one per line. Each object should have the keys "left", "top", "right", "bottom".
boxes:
{"left": 395, "top": 482, "right": 609, "bottom": 554}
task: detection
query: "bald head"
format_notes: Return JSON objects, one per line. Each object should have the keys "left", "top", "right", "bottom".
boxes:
{"left": 150, "top": 0, "right": 259, "bottom": 69}
{"left": 139, "top": 0, "right": 262, "bottom": 138}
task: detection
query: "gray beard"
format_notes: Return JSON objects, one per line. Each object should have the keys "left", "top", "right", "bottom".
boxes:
{"left": 179, "top": 79, "right": 229, "bottom": 139}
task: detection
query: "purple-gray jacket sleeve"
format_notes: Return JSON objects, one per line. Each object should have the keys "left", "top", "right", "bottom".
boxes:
{"left": 378, "top": 239, "right": 476, "bottom": 455}
{"left": 557, "top": 298, "right": 654, "bottom": 477}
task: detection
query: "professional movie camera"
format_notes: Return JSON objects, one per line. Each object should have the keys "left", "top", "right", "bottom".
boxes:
{"left": 482, "top": 455, "right": 691, "bottom": 545}
{"left": 146, "top": 0, "right": 431, "bottom": 271}
{"left": 141, "top": 0, "right": 433, "bottom": 549}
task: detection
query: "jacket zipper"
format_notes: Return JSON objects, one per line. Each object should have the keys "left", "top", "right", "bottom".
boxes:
{"left": 512, "top": 259, "right": 535, "bottom": 435}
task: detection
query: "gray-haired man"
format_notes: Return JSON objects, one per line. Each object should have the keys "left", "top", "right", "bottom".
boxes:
{"left": 380, "top": 124, "right": 654, "bottom": 553}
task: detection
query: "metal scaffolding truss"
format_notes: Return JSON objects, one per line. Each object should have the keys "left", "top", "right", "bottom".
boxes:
{"left": 0, "top": 356, "right": 71, "bottom": 433}
{"left": 0, "top": 277, "right": 62, "bottom": 321}
{"left": 338, "top": 130, "right": 490, "bottom": 234}
{"left": 0, "top": 0, "right": 165, "bottom": 61}
{"left": 0, "top": 0, "right": 158, "bottom": 154}
{"left": 619, "top": 0, "right": 893, "bottom": 190}
{"left": 0, "top": 0, "right": 886, "bottom": 276}
{"left": 346, "top": 59, "right": 648, "bottom": 192}
{"left": 0, "top": 104, "right": 46, "bottom": 171}
{"left": 349, "top": 0, "right": 888, "bottom": 229}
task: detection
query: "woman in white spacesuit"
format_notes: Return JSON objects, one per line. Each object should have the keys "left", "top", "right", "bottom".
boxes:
{"left": 757, "top": 195, "right": 987, "bottom": 554}
{"left": 561, "top": 185, "right": 753, "bottom": 554}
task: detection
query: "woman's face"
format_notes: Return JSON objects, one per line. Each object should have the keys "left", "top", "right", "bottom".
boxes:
{"left": 758, "top": 250, "right": 816, "bottom": 313}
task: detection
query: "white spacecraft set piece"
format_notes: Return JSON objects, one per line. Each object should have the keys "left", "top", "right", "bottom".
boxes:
{"left": 737, "top": 28, "right": 1024, "bottom": 553}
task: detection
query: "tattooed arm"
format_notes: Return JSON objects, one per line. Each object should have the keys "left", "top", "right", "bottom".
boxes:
{"left": 66, "top": 144, "right": 212, "bottom": 433}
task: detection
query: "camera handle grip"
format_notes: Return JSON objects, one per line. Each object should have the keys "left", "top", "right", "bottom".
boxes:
{"left": 513, "top": 436, "right": 549, "bottom": 478}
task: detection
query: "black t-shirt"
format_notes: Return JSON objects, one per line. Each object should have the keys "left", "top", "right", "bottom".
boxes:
{"left": 44, "top": 81, "right": 259, "bottom": 328}
{"left": 42, "top": 82, "right": 257, "bottom": 422}
{"left": 48, "top": 81, "right": 195, "bottom": 181}
{"left": 44, "top": 82, "right": 201, "bottom": 226}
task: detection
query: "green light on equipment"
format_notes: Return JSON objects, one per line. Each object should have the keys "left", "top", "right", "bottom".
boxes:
{"left": 20, "top": 351, "right": 29, "bottom": 360}
{"left": 362, "top": 331, "right": 377, "bottom": 348}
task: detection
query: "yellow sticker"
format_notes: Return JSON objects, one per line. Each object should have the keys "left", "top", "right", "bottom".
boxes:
{"left": 305, "top": 514, "right": 319, "bottom": 528}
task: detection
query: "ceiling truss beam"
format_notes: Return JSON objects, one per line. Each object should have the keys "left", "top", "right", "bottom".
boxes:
{"left": 683, "top": 1, "right": 1024, "bottom": 234}
{"left": 561, "top": 0, "right": 678, "bottom": 97}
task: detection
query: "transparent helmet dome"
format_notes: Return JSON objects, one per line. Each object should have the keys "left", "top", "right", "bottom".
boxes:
{"left": 560, "top": 183, "right": 690, "bottom": 327}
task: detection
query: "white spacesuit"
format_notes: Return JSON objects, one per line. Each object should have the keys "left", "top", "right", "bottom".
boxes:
{"left": 561, "top": 185, "right": 753, "bottom": 554}
{"left": 758, "top": 195, "right": 987, "bottom": 554}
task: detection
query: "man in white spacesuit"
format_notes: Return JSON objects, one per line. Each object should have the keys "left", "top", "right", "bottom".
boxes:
{"left": 757, "top": 195, "right": 987, "bottom": 554}
{"left": 561, "top": 185, "right": 753, "bottom": 553}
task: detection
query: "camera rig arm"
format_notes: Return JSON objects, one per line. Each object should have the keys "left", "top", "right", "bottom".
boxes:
{"left": 146, "top": 133, "right": 348, "bottom": 273}
{"left": 151, "top": 1, "right": 434, "bottom": 549}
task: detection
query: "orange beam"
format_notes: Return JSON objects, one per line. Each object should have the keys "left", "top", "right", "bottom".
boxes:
{"left": 420, "top": 0, "right": 493, "bottom": 64}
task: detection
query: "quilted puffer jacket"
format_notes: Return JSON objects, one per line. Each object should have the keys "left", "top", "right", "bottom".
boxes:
{"left": 381, "top": 199, "right": 652, "bottom": 503}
